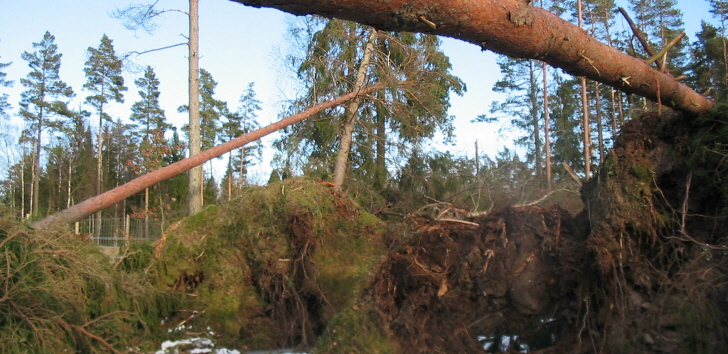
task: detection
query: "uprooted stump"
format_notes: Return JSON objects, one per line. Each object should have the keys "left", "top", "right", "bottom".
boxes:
{"left": 153, "top": 178, "right": 386, "bottom": 350}
{"left": 363, "top": 206, "right": 586, "bottom": 353}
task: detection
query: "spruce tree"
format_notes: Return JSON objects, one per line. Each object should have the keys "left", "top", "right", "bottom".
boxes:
{"left": 276, "top": 17, "right": 463, "bottom": 189}
{"left": 84, "top": 34, "right": 126, "bottom": 235}
{"left": 19, "top": 31, "right": 75, "bottom": 217}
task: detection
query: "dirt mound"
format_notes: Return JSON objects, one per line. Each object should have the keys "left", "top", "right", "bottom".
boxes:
{"left": 154, "top": 178, "right": 386, "bottom": 351}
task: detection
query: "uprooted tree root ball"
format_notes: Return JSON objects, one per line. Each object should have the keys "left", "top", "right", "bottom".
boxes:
{"left": 369, "top": 206, "right": 587, "bottom": 353}
{"left": 318, "top": 110, "right": 728, "bottom": 353}
{"left": 153, "top": 178, "right": 387, "bottom": 350}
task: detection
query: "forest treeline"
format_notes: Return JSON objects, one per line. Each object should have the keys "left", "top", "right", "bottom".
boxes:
{"left": 0, "top": 0, "right": 727, "bottom": 226}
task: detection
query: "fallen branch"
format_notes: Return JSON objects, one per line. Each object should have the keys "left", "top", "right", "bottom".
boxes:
{"left": 646, "top": 31, "right": 685, "bottom": 66}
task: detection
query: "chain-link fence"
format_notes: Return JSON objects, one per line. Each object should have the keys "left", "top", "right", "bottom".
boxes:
{"left": 74, "top": 217, "right": 166, "bottom": 246}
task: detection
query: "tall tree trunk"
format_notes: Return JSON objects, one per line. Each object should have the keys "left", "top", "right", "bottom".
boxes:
{"left": 95, "top": 108, "right": 104, "bottom": 238}
{"left": 33, "top": 108, "right": 43, "bottom": 217}
{"left": 188, "top": 0, "right": 202, "bottom": 215}
{"left": 529, "top": 60, "right": 542, "bottom": 181}
{"left": 374, "top": 101, "right": 386, "bottom": 190}
{"left": 578, "top": 0, "right": 591, "bottom": 181}
{"left": 595, "top": 82, "right": 604, "bottom": 164}
{"left": 144, "top": 187, "right": 149, "bottom": 239}
{"left": 229, "top": 0, "right": 712, "bottom": 115}
{"left": 67, "top": 159, "right": 72, "bottom": 208}
{"left": 21, "top": 152, "right": 26, "bottom": 220}
{"left": 332, "top": 28, "right": 377, "bottom": 191}
{"left": 542, "top": 61, "right": 551, "bottom": 191}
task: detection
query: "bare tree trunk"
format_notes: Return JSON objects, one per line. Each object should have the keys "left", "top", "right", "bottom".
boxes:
{"left": 595, "top": 82, "right": 604, "bottom": 164}
{"left": 21, "top": 151, "right": 25, "bottom": 220}
{"left": 33, "top": 108, "right": 43, "bottom": 217}
{"left": 95, "top": 110, "right": 104, "bottom": 238}
{"left": 529, "top": 60, "right": 542, "bottom": 181}
{"left": 581, "top": 77, "right": 591, "bottom": 180}
{"left": 332, "top": 28, "right": 377, "bottom": 191}
{"left": 577, "top": 0, "right": 591, "bottom": 181}
{"left": 229, "top": 0, "right": 712, "bottom": 114}
{"left": 145, "top": 187, "right": 150, "bottom": 238}
{"left": 188, "top": 0, "right": 202, "bottom": 215}
{"left": 542, "top": 61, "right": 551, "bottom": 191}
{"left": 33, "top": 83, "right": 389, "bottom": 229}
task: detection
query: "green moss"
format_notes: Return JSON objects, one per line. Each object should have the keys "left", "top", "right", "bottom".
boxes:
{"left": 604, "top": 154, "right": 620, "bottom": 177}
{"left": 315, "top": 306, "right": 397, "bottom": 353}
{"left": 155, "top": 177, "right": 387, "bottom": 348}
{"left": 629, "top": 163, "right": 654, "bottom": 183}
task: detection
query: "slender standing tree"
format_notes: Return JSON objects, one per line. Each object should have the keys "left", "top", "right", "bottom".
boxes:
{"left": 477, "top": 56, "right": 543, "bottom": 181}
{"left": 710, "top": 0, "right": 728, "bottom": 84}
{"left": 112, "top": 0, "right": 201, "bottom": 215}
{"left": 221, "top": 82, "right": 262, "bottom": 199}
{"left": 18, "top": 31, "right": 75, "bottom": 218}
{"left": 179, "top": 68, "right": 227, "bottom": 206}
{"left": 129, "top": 66, "right": 170, "bottom": 237}
{"left": 84, "top": 34, "right": 126, "bottom": 236}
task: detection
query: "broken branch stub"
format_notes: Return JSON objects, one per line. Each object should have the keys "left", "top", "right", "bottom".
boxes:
{"left": 230, "top": 0, "right": 712, "bottom": 114}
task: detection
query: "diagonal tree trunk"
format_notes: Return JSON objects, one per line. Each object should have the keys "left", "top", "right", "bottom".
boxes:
{"left": 32, "top": 83, "right": 390, "bottom": 229}
{"left": 230, "top": 0, "right": 712, "bottom": 114}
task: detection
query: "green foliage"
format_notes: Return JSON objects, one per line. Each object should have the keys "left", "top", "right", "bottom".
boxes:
{"left": 84, "top": 34, "right": 126, "bottom": 121}
{"left": 275, "top": 17, "right": 464, "bottom": 186}
{"left": 0, "top": 56, "right": 12, "bottom": 119}
{"left": 0, "top": 215, "right": 179, "bottom": 353}
{"left": 686, "top": 104, "right": 728, "bottom": 215}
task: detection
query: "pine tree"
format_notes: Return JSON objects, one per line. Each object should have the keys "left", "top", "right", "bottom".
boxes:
{"left": 221, "top": 82, "right": 262, "bottom": 199}
{"left": 0, "top": 55, "right": 12, "bottom": 119}
{"left": 84, "top": 34, "right": 126, "bottom": 235}
{"left": 709, "top": 0, "right": 728, "bottom": 89}
{"left": 179, "top": 68, "right": 228, "bottom": 206}
{"left": 18, "top": 31, "right": 75, "bottom": 217}
{"left": 129, "top": 66, "right": 171, "bottom": 236}
{"left": 477, "top": 56, "right": 544, "bottom": 182}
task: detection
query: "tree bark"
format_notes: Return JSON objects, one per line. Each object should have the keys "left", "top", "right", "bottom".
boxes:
{"left": 231, "top": 0, "right": 712, "bottom": 114}
{"left": 542, "top": 61, "right": 551, "bottom": 191}
{"left": 332, "top": 28, "right": 377, "bottom": 191}
{"left": 32, "top": 83, "right": 388, "bottom": 229}
{"left": 188, "top": 0, "right": 202, "bottom": 215}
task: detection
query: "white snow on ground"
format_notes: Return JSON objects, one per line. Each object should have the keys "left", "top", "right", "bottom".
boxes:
{"left": 154, "top": 336, "right": 304, "bottom": 354}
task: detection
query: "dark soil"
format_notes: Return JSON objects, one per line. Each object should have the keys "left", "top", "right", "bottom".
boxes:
{"left": 370, "top": 206, "right": 586, "bottom": 353}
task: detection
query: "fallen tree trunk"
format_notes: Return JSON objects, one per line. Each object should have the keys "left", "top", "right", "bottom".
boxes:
{"left": 32, "top": 83, "right": 387, "bottom": 229}
{"left": 232, "top": 0, "right": 712, "bottom": 115}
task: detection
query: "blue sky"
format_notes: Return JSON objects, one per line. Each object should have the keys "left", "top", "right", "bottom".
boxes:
{"left": 0, "top": 0, "right": 714, "bottom": 183}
